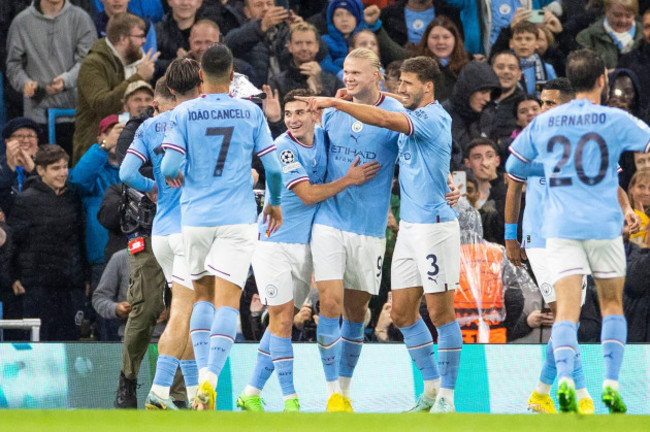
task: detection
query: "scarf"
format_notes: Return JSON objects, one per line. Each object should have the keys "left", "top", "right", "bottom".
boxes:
{"left": 604, "top": 18, "right": 636, "bottom": 54}
{"left": 520, "top": 53, "right": 546, "bottom": 82}
{"left": 440, "top": 57, "right": 450, "bottom": 67}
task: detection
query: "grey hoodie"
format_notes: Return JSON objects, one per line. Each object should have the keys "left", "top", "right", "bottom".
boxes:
{"left": 6, "top": 0, "right": 96, "bottom": 123}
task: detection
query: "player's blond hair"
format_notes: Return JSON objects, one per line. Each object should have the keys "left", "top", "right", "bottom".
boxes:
{"left": 346, "top": 48, "right": 382, "bottom": 72}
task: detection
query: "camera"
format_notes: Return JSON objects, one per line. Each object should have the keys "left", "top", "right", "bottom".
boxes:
{"left": 120, "top": 185, "right": 156, "bottom": 235}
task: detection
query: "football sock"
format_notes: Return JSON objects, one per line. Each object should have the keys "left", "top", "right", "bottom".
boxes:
{"left": 339, "top": 318, "right": 364, "bottom": 398}
{"left": 400, "top": 318, "right": 440, "bottom": 399}
{"left": 537, "top": 337, "right": 556, "bottom": 393}
{"left": 245, "top": 329, "right": 274, "bottom": 396}
{"left": 436, "top": 320, "right": 462, "bottom": 391}
{"left": 190, "top": 301, "right": 215, "bottom": 373}
{"left": 270, "top": 334, "right": 296, "bottom": 399}
{"left": 317, "top": 315, "right": 341, "bottom": 396}
{"left": 601, "top": 314, "right": 626, "bottom": 388}
{"left": 206, "top": 306, "right": 239, "bottom": 388}
{"left": 573, "top": 346, "right": 587, "bottom": 391}
{"left": 151, "top": 355, "right": 179, "bottom": 400}
{"left": 180, "top": 359, "right": 199, "bottom": 401}
{"left": 551, "top": 321, "right": 577, "bottom": 382}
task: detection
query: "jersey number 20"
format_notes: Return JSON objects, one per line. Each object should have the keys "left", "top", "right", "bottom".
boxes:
{"left": 547, "top": 132, "right": 608, "bottom": 187}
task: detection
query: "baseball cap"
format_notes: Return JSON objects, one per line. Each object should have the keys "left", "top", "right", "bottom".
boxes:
{"left": 98, "top": 114, "right": 119, "bottom": 135}
{"left": 124, "top": 80, "right": 154, "bottom": 100}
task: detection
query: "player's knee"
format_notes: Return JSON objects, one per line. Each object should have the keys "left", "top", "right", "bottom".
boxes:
{"left": 427, "top": 306, "right": 455, "bottom": 328}
{"left": 319, "top": 295, "right": 342, "bottom": 317}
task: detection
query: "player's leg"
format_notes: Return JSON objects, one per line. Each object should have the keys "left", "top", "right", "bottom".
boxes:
{"left": 179, "top": 339, "right": 198, "bottom": 407}
{"left": 340, "top": 288, "right": 371, "bottom": 410}
{"left": 268, "top": 301, "right": 299, "bottom": 411}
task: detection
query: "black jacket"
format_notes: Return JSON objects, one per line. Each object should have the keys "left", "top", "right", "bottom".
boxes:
{"left": 618, "top": 41, "right": 650, "bottom": 114}
{"left": 8, "top": 177, "right": 86, "bottom": 291}
{"left": 624, "top": 246, "right": 650, "bottom": 342}
{"left": 97, "top": 183, "right": 128, "bottom": 262}
{"left": 492, "top": 87, "right": 525, "bottom": 161}
{"left": 380, "top": 0, "right": 462, "bottom": 47}
{"left": 269, "top": 60, "right": 344, "bottom": 102}
{"left": 154, "top": 13, "right": 192, "bottom": 80}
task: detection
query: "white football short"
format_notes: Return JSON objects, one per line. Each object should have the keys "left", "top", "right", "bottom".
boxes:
{"left": 252, "top": 241, "right": 313, "bottom": 307}
{"left": 391, "top": 220, "right": 461, "bottom": 294}
{"left": 310, "top": 224, "right": 385, "bottom": 295}
{"left": 182, "top": 224, "right": 257, "bottom": 288}
{"left": 545, "top": 236, "right": 626, "bottom": 285}
{"left": 152, "top": 233, "right": 192, "bottom": 290}
{"left": 525, "top": 247, "right": 587, "bottom": 305}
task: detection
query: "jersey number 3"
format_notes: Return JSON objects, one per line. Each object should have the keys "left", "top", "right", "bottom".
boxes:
{"left": 206, "top": 127, "right": 234, "bottom": 177}
{"left": 547, "top": 132, "right": 608, "bottom": 187}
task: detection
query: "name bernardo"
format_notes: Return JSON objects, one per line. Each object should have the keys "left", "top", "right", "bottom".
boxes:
{"left": 548, "top": 113, "right": 607, "bottom": 127}
{"left": 188, "top": 109, "right": 251, "bottom": 121}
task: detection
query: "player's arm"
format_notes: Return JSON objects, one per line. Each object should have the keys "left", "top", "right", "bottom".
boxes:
{"left": 292, "top": 156, "right": 381, "bottom": 206}
{"left": 119, "top": 149, "right": 154, "bottom": 193}
{"left": 259, "top": 151, "right": 283, "bottom": 234}
{"left": 297, "top": 96, "right": 411, "bottom": 134}
{"left": 504, "top": 175, "right": 526, "bottom": 266}
{"left": 161, "top": 147, "right": 184, "bottom": 180}
{"left": 618, "top": 185, "right": 641, "bottom": 235}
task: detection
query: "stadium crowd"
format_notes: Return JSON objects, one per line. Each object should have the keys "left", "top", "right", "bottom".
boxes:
{"left": 0, "top": 0, "right": 649, "bottom": 354}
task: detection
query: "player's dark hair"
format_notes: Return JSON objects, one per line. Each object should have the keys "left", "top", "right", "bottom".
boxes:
{"left": 464, "top": 137, "right": 499, "bottom": 160}
{"left": 283, "top": 88, "right": 315, "bottom": 105}
{"left": 165, "top": 58, "right": 201, "bottom": 95}
{"left": 34, "top": 144, "right": 69, "bottom": 168}
{"left": 490, "top": 50, "right": 520, "bottom": 69}
{"left": 154, "top": 76, "right": 175, "bottom": 102}
{"left": 400, "top": 56, "right": 441, "bottom": 85}
{"left": 511, "top": 21, "right": 538, "bottom": 38}
{"left": 543, "top": 78, "right": 575, "bottom": 102}
{"left": 201, "top": 43, "right": 233, "bottom": 81}
{"left": 106, "top": 12, "right": 145, "bottom": 45}
{"left": 566, "top": 49, "right": 605, "bottom": 93}
{"left": 514, "top": 94, "right": 542, "bottom": 117}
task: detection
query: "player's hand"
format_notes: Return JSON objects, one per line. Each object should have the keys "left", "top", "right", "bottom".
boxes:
{"left": 295, "top": 95, "right": 337, "bottom": 111}
{"left": 387, "top": 209, "right": 399, "bottom": 234}
{"left": 165, "top": 171, "right": 184, "bottom": 188}
{"left": 505, "top": 239, "right": 526, "bottom": 266}
{"left": 334, "top": 88, "right": 352, "bottom": 101}
{"left": 346, "top": 156, "right": 381, "bottom": 185}
{"left": 115, "top": 302, "right": 132, "bottom": 318}
{"left": 146, "top": 183, "right": 158, "bottom": 203}
{"left": 136, "top": 49, "right": 160, "bottom": 81}
{"left": 510, "top": 7, "right": 531, "bottom": 29}
{"left": 263, "top": 204, "right": 283, "bottom": 235}
{"left": 23, "top": 80, "right": 38, "bottom": 98}
{"left": 263, "top": 84, "right": 282, "bottom": 123}
{"left": 46, "top": 76, "right": 65, "bottom": 95}
{"left": 446, "top": 182, "right": 460, "bottom": 207}
{"left": 364, "top": 5, "right": 381, "bottom": 26}
{"left": 12, "top": 280, "right": 26, "bottom": 296}
{"left": 260, "top": 6, "right": 289, "bottom": 32}
{"left": 543, "top": 9, "right": 562, "bottom": 33}
{"left": 624, "top": 208, "right": 641, "bottom": 235}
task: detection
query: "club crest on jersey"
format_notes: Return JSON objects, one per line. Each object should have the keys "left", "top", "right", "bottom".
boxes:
{"left": 281, "top": 149, "right": 295, "bottom": 164}
{"left": 351, "top": 121, "right": 363, "bottom": 133}
{"left": 265, "top": 284, "right": 278, "bottom": 298}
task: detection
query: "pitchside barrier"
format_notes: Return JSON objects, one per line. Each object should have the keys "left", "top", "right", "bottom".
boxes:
{"left": 0, "top": 343, "right": 648, "bottom": 414}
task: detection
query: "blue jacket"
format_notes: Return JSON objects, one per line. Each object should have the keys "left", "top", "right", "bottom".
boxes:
{"left": 445, "top": 0, "right": 554, "bottom": 55}
{"left": 69, "top": 144, "right": 121, "bottom": 265}
{"left": 321, "top": 0, "right": 366, "bottom": 75}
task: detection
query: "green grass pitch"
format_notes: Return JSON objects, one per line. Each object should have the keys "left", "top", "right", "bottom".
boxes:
{"left": 4, "top": 410, "right": 650, "bottom": 432}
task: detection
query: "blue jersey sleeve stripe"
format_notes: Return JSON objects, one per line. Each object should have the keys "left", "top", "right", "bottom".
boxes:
{"left": 509, "top": 147, "right": 530, "bottom": 163}
{"left": 126, "top": 148, "right": 147, "bottom": 163}
{"left": 161, "top": 143, "right": 186, "bottom": 155}
{"left": 507, "top": 172, "right": 526, "bottom": 183}
{"left": 403, "top": 112, "right": 414, "bottom": 136}
{"left": 257, "top": 145, "right": 277, "bottom": 157}
{"left": 287, "top": 176, "right": 309, "bottom": 190}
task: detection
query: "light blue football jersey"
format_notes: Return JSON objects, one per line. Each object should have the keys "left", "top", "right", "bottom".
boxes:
{"left": 127, "top": 110, "right": 181, "bottom": 236}
{"left": 315, "top": 94, "right": 402, "bottom": 238}
{"left": 509, "top": 99, "right": 650, "bottom": 240}
{"left": 399, "top": 102, "right": 457, "bottom": 224}
{"left": 161, "top": 93, "right": 276, "bottom": 227}
{"left": 259, "top": 127, "right": 328, "bottom": 244}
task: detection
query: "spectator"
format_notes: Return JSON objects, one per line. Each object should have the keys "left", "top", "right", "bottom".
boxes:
{"left": 225, "top": 0, "right": 305, "bottom": 88}
{"left": 383, "top": 60, "right": 403, "bottom": 94}
{"left": 0, "top": 118, "right": 41, "bottom": 214}
{"left": 8, "top": 144, "right": 87, "bottom": 341}
{"left": 490, "top": 50, "right": 524, "bottom": 154}
{"left": 6, "top": 0, "right": 97, "bottom": 156}
{"left": 1, "top": 0, "right": 32, "bottom": 123}
{"left": 74, "top": 12, "right": 158, "bottom": 164}
{"left": 94, "top": 0, "right": 157, "bottom": 55}
{"left": 443, "top": 61, "right": 501, "bottom": 154}
{"left": 509, "top": 21, "right": 557, "bottom": 96}
{"left": 618, "top": 9, "right": 650, "bottom": 109}
{"left": 607, "top": 68, "right": 645, "bottom": 118}
{"left": 92, "top": 248, "right": 131, "bottom": 340}
{"left": 361, "top": 5, "right": 409, "bottom": 67}
{"left": 626, "top": 169, "right": 650, "bottom": 246}
{"left": 270, "top": 22, "right": 344, "bottom": 102}
{"left": 510, "top": 289, "right": 553, "bottom": 344}
{"left": 623, "top": 239, "right": 650, "bottom": 342}
{"left": 69, "top": 114, "right": 123, "bottom": 293}
{"left": 97, "top": 183, "right": 128, "bottom": 262}
{"left": 197, "top": 0, "right": 246, "bottom": 36}
{"left": 0, "top": 209, "right": 22, "bottom": 339}
{"left": 121, "top": 80, "right": 154, "bottom": 119}
{"left": 379, "top": 0, "right": 461, "bottom": 47}
{"left": 511, "top": 94, "right": 542, "bottom": 139}
{"left": 409, "top": 16, "right": 469, "bottom": 103}
{"left": 92, "top": 0, "right": 165, "bottom": 24}
{"left": 293, "top": 287, "right": 319, "bottom": 342}
{"left": 321, "top": 0, "right": 366, "bottom": 75}
{"left": 444, "top": 1, "right": 555, "bottom": 55}
{"left": 154, "top": 0, "right": 204, "bottom": 77}
{"left": 463, "top": 137, "right": 506, "bottom": 244}
{"left": 634, "top": 151, "right": 650, "bottom": 171}
{"left": 577, "top": 0, "right": 643, "bottom": 69}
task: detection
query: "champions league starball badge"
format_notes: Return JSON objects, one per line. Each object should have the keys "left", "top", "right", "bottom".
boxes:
{"left": 352, "top": 121, "right": 363, "bottom": 133}
{"left": 281, "top": 149, "right": 295, "bottom": 165}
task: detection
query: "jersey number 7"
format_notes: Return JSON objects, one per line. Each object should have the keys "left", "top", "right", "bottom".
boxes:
{"left": 206, "top": 126, "right": 234, "bottom": 177}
